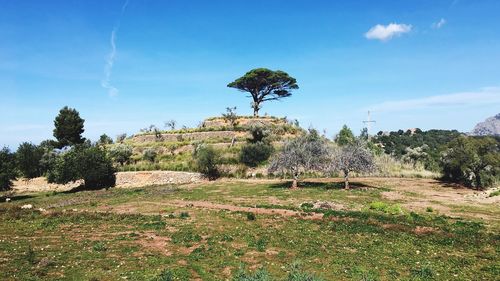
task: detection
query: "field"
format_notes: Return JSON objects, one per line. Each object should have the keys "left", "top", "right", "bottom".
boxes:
{"left": 1, "top": 178, "right": 499, "bottom": 280}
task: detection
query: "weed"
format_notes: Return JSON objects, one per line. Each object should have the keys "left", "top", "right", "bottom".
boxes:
{"left": 247, "top": 212, "right": 256, "bottom": 221}
{"left": 25, "top": 245, "right": 36, "bottom": 265}
{"left": 179, "top": 212, "right": 190, "bottom": 219}
{"left": 410, "top": 265, "right": 434, "bottom": 280}
{"left": 93, "top": 242, "right": 107, "bottom": 252}
{"left": 489, "top": 190, "right": 500, "bottom": 197}
{"left": 426, "top": 207, "right": 434, "bottom": 213}
{"left": 154, "top": 269, "right": 174, "bottom": 281}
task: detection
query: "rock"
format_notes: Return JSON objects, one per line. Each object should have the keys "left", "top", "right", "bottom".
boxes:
{"left": 471, "top": 113, "right": 500, "bottom": 136}
{"left": 21, "top": 204, "right": 33, "bottom": 209}
{"left": 5, "top": 198, "right": 11, "bottom": 203}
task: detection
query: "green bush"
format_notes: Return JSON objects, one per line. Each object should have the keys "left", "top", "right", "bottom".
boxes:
{"left": 108, "top": 144, "right": 133, "bottom": 166}
{"left": 47, "top": 145, "right": 116, "bottom": 189}
{"left": 441, "top": 136, "right": 499, "bottom": 189}
{"left": 193, "top": 145, "right": 220, "bottom": 180}
{"left": 143, "top": 148, "right": 157, "bottom": 163}
{"left": 239, "top": 142, "right": 274, "bottom": 167}
{"left": 0, "top": 147, "right": 17, "bottom": 191}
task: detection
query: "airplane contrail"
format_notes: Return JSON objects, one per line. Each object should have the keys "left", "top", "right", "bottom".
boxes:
{"left": 101, "top": 0, "right": 129, "bottom": 97}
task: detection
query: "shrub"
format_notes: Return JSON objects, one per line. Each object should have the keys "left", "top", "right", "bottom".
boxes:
{"left": 0, "top": 147, "right": 17, "bottom": 191}
{"left": 239, "top": 142, "right": 274, "bottom": 167}
{"left": 15, "top": 142, "right": 44, "bottom": 179}
{"left": 143, "top": 148, "right": 157, "bottom": 163}
{"left": 193, "top": 145, "right": 220, "bottom": 180}
{"left": 108, "top": 144, "right": 133, "bottom": 166}
{"left": 246, "top": 212, "right": 256, "bottom": 221}
{"left": 155, "top": 269, "right": 174, "bottom": 281}
{"left": 369, "top": 201, "right": 403, "bottom": 215}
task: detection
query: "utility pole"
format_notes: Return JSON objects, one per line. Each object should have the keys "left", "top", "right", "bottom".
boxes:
{"left": 363, "top": 111, "right": 376, "bottom": 139}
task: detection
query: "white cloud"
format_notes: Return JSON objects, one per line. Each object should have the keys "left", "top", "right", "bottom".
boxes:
{"left": 369, "top": 87, "right": 500, "bottom": 112}
{"left": 101, "top": 0, "right": 129, "bottom": 97}
{"left": 432, "top": 18, "right": 446, "bottom": 29}
{"left": 364, "top": 23, "right": 412, "bottom": 41}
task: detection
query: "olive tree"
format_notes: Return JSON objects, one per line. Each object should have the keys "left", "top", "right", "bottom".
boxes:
{"left": 328, "top": 141, "right": 375, "bottom": 189}
{"left": 108, "top": 144, "right": 133, "bottom": 166}
{"left": 227, "top": 68, "right": 298, "bottom": 117}
{"left": 268, "top": 130, "right": 329, "bottom": 189}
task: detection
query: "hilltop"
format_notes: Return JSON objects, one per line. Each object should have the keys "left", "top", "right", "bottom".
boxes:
{"left": 114, "top": 116, "right": 304, "bottom": 175}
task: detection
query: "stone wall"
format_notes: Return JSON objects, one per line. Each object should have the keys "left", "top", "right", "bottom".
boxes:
{"left": 202, "top": 117, "right": 287, "bottom": 128}
{"left": 116, "top": 171, "right": 203, "bottom": 188}
{"left": 11, "top": 171, "right": 204, "bottom": 193}
{"left": 131, "top": 131, "right": 247, "bottom": 143}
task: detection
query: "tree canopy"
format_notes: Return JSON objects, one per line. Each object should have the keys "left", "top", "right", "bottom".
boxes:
{"left": 227, "top": 68, "right": 298, "bottom": 117}
{"left": 0, "top": 147, "right": 16, "bottom": 191}
{"left": 53, "top": 106, "right": 85, "bottom": 148}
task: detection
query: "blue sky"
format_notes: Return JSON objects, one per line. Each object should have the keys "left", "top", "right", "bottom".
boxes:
{"left": 1, "top": 0, "right": 499, "bottom": 148}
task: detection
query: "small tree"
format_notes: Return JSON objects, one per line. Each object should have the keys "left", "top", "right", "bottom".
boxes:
{"left": 227, "top": 68, "right": 298, "bottom": 117}
{"left": 335, "top": 125, "right": 355, "bottom": 146}
{"left": 193, "top": 145, "right": 220, "bottom": 180}
{"left": 0, "top": 147, "right": 17, "bottom": 191}
{"left": 47, "top": 145, "right": 116, "bottom": 189}
{"left": 239, "top": 142, "right": 274, "bottom": 167}
{"left": 116, "top": 133, "right": 127, "bottom": 143}
{"left": 328, "top": 141, "right": 375, "bottom": 189}
{"left": 97, "top": 134, "right": 113, "bottom": 146}
{"left": 240, "top": 125, "right": 273, "bottom": 167}
{"left": 53, "top": 106, "right": 85, "bottom": 148}
{"left": 222, "top": 107, "right": 239, "bottom": 128}
{"left": 108, "top": 144, "right": 133, "bottom": 166}
{"left": 15, "top": 142, "right": 44, "bottom": 179}
{"left": 165, "top": 120, "right": 177, "bottom": 131}
{"left": 268, "top": 130, "right": 329, "bottom": 189}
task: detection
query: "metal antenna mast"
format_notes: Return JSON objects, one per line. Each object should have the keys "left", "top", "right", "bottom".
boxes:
{"left": 363, "top": 111, "right": 376, "bottom": 138}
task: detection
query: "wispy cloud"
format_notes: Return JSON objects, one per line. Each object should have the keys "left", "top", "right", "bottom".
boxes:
{"left": 365, "top": 23, "right": 412, "bottom": 41}
{"left": 432, "top": 18, "right": 446, "bottom": 29}
{"left": 101, "top": 0, "right": 129, "bottom": 97}
{"left": 368, "top": 87, "right": 500, "bottom": 112}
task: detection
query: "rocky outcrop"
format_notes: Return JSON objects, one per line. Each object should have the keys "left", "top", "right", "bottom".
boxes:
{"left": 471, "top": 113, "right": 500, "bottom": 136}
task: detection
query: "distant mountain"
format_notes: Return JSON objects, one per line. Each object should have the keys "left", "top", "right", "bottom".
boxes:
{"left": 471, "top": 113, "right": 500, "bottom": 136}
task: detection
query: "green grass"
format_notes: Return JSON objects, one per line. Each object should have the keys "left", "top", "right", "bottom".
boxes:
{"left": 0, "top": 180, "right": 499, "bottom": 280}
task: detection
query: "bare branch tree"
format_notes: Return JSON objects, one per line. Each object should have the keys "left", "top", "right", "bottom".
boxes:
{"left": 268, "top": 130, "right": 329, "bottom": 189}
{"left": 164, "top": 120, "right": 176, "bottom": 131}
{"left": 327, "top": 140, "right": 375, "bottom": 189}
{"left": 222, "top": 107, "right": 239, "bottom": 128}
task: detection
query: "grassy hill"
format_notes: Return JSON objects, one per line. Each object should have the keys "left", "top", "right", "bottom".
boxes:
{"left": 112, "top": 116, "right": 304, "bottom": 174}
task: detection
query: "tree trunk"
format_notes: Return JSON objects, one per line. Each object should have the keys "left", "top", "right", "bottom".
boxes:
{"left": 253, "top": 106, "right": 259, "bottom": 117}
{"left": 344, "top": 170, "right": 349, "bottom": 189}
{"left": 291, "top": 173, "right": 299, "bottom": 189}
